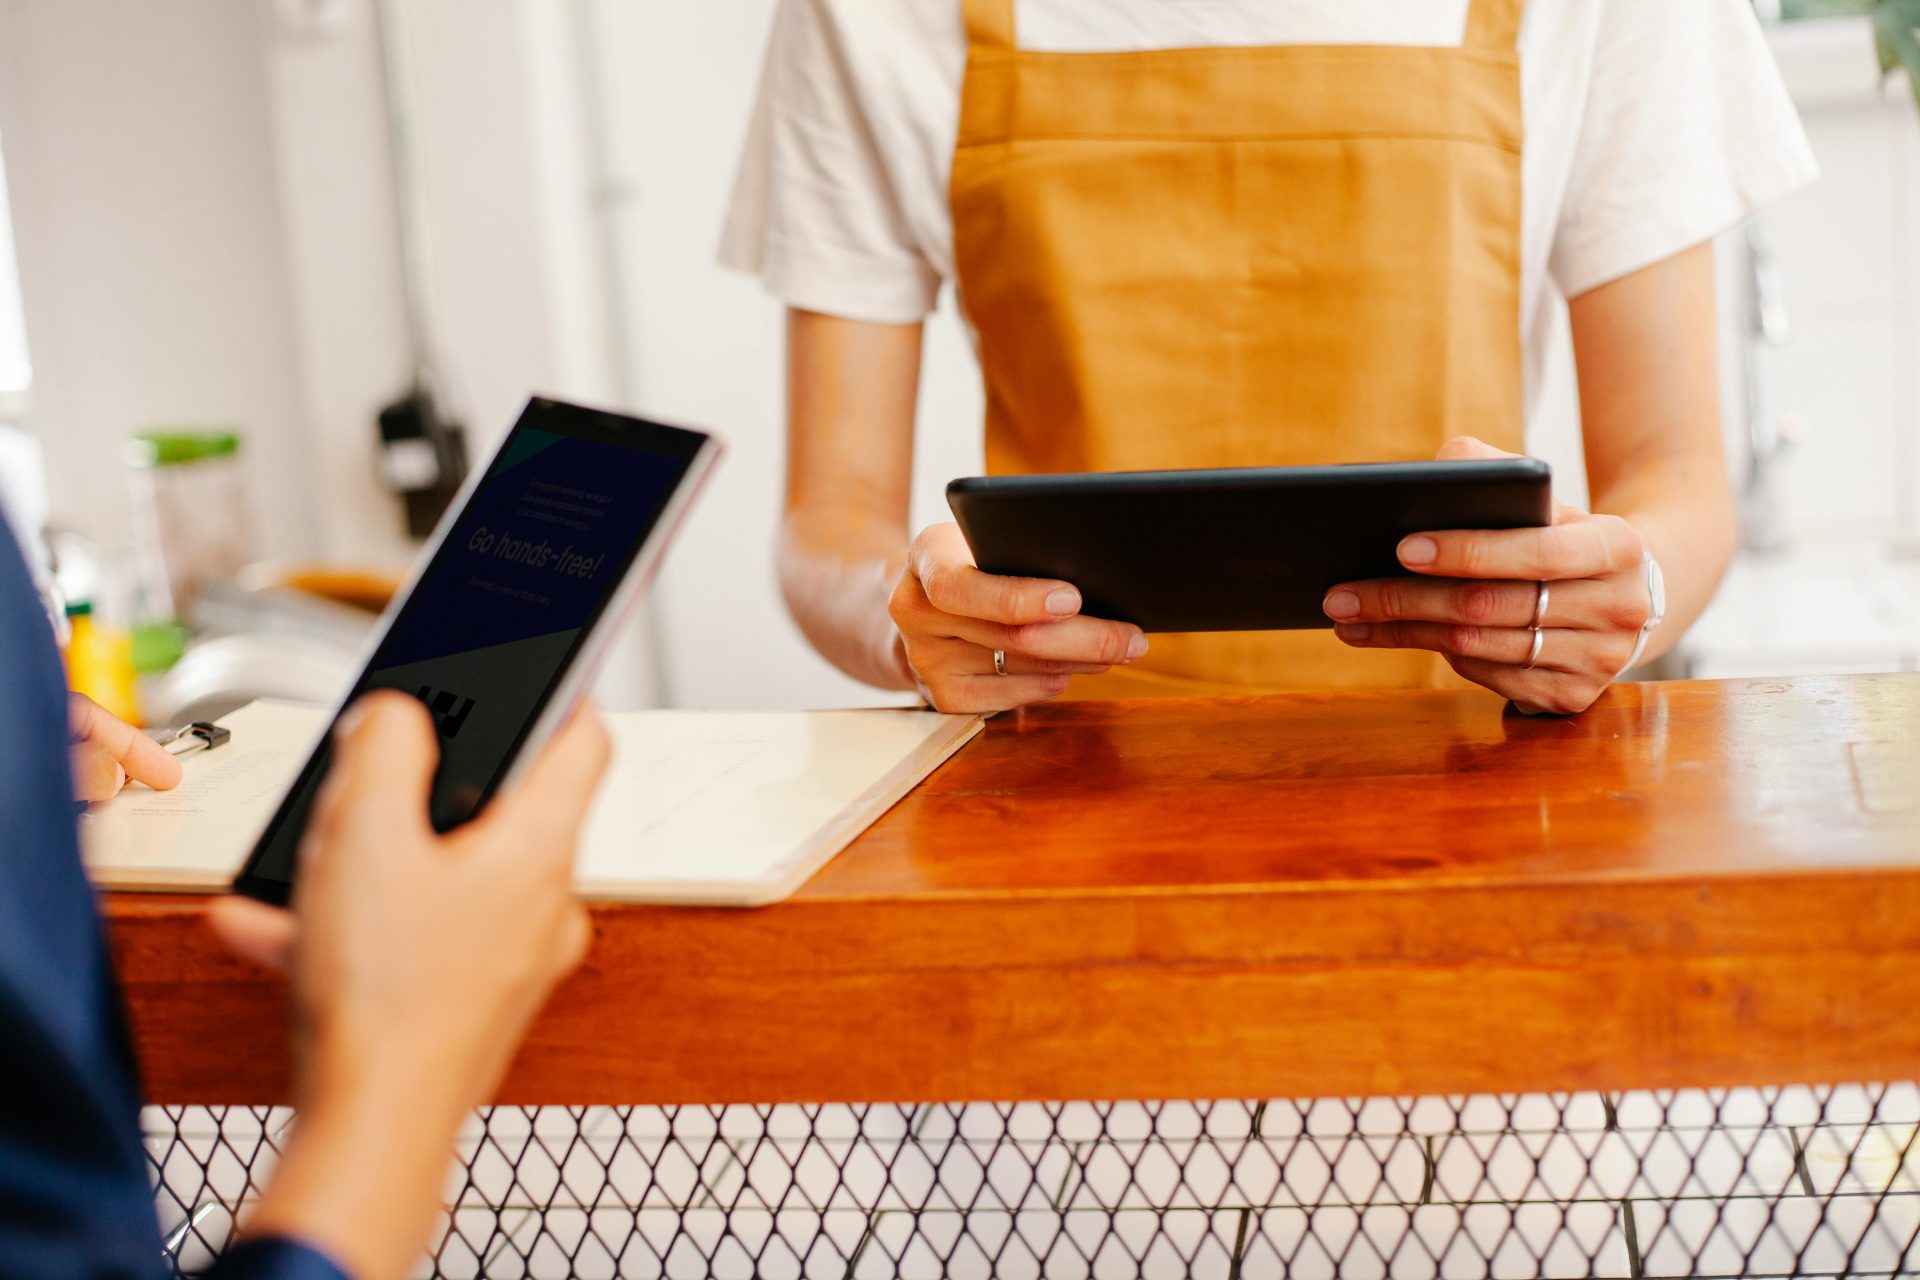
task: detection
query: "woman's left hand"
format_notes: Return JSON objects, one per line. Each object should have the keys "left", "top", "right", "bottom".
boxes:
{"left": 1322, "top": 436, "right": 1653, "bottom": 715}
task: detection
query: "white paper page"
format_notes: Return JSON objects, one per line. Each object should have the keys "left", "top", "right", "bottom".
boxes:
{"left": 82, "top": 701, "right": 981, "bottom": 904}
{"left": 80, "top": 700, "right": 324, "bottom": 888}
{"left": 577, "top": 710, "right": 981, "bottom": 903}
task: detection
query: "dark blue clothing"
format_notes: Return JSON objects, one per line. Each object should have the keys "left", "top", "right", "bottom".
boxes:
{"left": 0, "top": 517, "right": 348, "bottom": 1280}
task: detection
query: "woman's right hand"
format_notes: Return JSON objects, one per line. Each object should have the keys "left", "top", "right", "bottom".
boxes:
{"left": 889, "top": 522, "right": 1147, "bottom": 712}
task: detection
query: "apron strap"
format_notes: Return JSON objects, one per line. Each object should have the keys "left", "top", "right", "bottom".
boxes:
{"left": 1462, "top": 0, "right": 1523, "bottom": 51}
{"left": 963, "top": 0, "right": 1015, "bottom": 52}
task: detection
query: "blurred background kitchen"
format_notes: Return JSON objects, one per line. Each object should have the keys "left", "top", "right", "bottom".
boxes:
{"left": 0, "top": 0, "right": 1914, "bottom": 722}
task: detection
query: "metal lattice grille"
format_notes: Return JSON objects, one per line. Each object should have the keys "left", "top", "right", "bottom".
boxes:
{"left": 147, "top": 1086, "right": 1920, "bottom": 1278}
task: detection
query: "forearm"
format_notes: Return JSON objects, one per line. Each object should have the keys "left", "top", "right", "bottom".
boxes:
{"left": 242, "top": 1053, "right": 470, "bottom": 1280}
{"left": 779, "top": 508, "right": 914, "bottom": 691}
{"left": 1589, "top": 443, "right": 1736, "bottom": 663}
{"left": 781, "top": 309, "right": 924, "bottom": 691}
{"left": 1569, "top": 241, "right": 1732, "bottom": 664}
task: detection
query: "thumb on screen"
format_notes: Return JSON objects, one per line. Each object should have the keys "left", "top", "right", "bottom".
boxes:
{"left": 320, "top": 691, "right": 441, "bottom": 839}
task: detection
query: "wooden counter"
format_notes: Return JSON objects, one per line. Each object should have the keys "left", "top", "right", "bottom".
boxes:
{"left": 107, "top": 674, "right": 1920, "bottom": 1106}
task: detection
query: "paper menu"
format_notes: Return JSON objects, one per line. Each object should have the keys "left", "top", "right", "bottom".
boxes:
{"left": 574, "top": 709, "right": 979, "bottom": 903}
{"left": 81, "top": 700, "right": 982, "bottom": 905}
{"left": 80, "top": 701, "right": 321, "bottom": 890}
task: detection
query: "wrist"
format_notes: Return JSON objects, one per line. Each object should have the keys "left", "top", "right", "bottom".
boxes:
{"left": 871, "top": 552, "right": 919, "bottom": 692}
{"left": 300, "top": 1018, "right": 485, "bottom": 1130}
{"left": 248, "top": 1062, "right": 468, "bottom": 1280}
{"left": 1618, "top": 550, "right": 1666, "bottom": 674}
{"left": 879, "top": 627, "right": 917, "bottom": 693}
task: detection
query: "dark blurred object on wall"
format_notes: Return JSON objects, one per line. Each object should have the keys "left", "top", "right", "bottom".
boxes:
{"left": 377, "top": 381, "right": 468, "bottom": 539}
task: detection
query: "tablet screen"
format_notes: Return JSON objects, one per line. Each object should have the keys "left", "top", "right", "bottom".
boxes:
{"left": 236, "top": 399, "right": 706, "bottom": 900}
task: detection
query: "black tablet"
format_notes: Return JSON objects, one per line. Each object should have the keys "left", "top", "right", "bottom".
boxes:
{"left": 947, "top": 459, "right": 1552, "bottom": 632}
{"left": 232, "top": 397, "right": 719, "bottom": 906}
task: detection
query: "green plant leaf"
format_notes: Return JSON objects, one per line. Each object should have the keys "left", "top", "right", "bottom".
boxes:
{"left": 1874, "top": 0, "right": 1920, "bottom": 109}
{"left": 1876, "top": 6, "right": 1900, "bottom": 75}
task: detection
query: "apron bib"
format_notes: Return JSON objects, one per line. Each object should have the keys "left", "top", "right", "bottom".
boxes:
{"left": 950, "top": 0, "right": 1526, "bottom": 696}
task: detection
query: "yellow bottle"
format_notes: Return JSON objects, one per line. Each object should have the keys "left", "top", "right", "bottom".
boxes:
{"left": 65, "top": 602, "right": 142, "bottom": 726}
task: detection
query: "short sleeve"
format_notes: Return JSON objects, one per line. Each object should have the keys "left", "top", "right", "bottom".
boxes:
{"left": 1550, "top": 0, "right": 1817, "bottom": 298}
{"left": 719, "top": 0, "right": 942, "bottom": 323}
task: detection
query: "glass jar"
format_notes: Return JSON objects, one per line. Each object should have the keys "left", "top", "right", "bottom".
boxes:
{"left": 124, "top": 428, "right": 252, "bottom": 622}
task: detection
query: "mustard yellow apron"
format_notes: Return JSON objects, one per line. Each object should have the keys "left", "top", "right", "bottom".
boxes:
{"left": 950, "top": 0, "right": 1527, "bottom": 696}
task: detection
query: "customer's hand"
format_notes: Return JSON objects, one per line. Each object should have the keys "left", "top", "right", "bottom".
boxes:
{"left": 68, "top": 693, "right": 182, "bottom": 802}
{"left": 208, "top": 691, "right": 610, "bottom": 1280}
{"left": 890, "top": 522, "right": 1147, "bottom": 712}
{"left": 1322, "top": 436, "right": 1653, "bottom": 715}
{"left": 211, "top": 690, "right": 608, "bottom": 1108}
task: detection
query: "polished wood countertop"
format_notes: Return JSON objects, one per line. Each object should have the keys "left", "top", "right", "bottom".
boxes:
{"left": 106, "top": 674, "right": 1920, "bottom": 1105}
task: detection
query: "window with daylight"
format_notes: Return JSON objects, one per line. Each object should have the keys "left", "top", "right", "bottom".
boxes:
{"left": 0, "top": 125, "right": 32, "bottom": 422}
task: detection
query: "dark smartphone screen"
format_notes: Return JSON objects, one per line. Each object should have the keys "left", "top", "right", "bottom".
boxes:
{"left": 232, "top": 398, "right": 708, "bottom": 905}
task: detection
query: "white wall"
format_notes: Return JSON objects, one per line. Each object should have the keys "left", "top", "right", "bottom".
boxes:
{"left": 1761, "top": 18, "right": 1920, "bottom": 545}
{"left": 0, "top": 0, "right": 320, "bottom": 560}
{"left": 1674, "top": 19, "right": 1920, "bottom": 680}
{"left": 257, "top": 0, "right": 416, "bottom": 566}
{"left": 0, "top": 0, "right": 625, "bottom": 565}
{"left": 264, "top": 0, "right": 658, "bottom": 704}
{"left": 0, "top": 0, "right": 659, "bottom": 704}
{"left": 582, "top": 0, "right": 982, "bottom": 710}
{"left": 256, "top": 0, "right": 627, "bottom": 567}
{"left": 0, "top": 121, "right": 30, "bottom": 404}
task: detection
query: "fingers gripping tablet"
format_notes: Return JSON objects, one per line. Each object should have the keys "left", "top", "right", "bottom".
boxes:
{"left": 946, "top": 460, "right": 1551, "bottom": 633}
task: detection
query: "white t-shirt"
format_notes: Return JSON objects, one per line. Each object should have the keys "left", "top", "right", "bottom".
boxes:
{"left": 721, "top": 0, "right": 1816, "bottom": 411}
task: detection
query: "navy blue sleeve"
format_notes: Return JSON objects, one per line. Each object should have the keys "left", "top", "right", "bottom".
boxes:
{"left": 0, "top": 516, "right": 170, "bottom": 1276}
{"left": 206, "top": 1237, "right": 353, "bottom": 1280}
{"left": 0, "top": 516, "right": 356, "bottom": 1280}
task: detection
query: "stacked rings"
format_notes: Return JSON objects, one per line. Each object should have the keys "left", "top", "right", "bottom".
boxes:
{"left": 1522, "top": 580, "right": 1549, "bottom": 670}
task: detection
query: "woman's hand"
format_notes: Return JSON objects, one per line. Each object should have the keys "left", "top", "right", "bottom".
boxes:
{"left": 1322, "top": 437, "right": 1654, "bottom": 715}
{"left": 68, "top": 693, "right": 183, "bottom": 802}
{"left": 890, "top": 522, "right": 1147, "bottom": 712}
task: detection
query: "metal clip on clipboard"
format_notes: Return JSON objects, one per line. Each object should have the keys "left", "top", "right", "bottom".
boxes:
{"left": 148, "top": 721, "right": 231, "bottom": 759}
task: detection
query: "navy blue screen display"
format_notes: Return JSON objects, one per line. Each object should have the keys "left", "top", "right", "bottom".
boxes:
{"left": 237, "top": 399, "right": 706, "bottom": 901}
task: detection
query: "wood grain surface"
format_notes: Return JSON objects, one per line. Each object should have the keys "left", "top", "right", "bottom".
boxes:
{"left": 106, "top": 674, "right": 1920, "bottom": 1106}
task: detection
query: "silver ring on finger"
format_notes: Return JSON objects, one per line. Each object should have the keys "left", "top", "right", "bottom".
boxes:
{"left": 992, "top": 648, "right": 1009, "bottom": 676}
{"left": 1531, "top": 580, "right": 1549, "bottom": 629}
{"left": 1522, "top": 626, "right": 1545, "bottom": 670}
